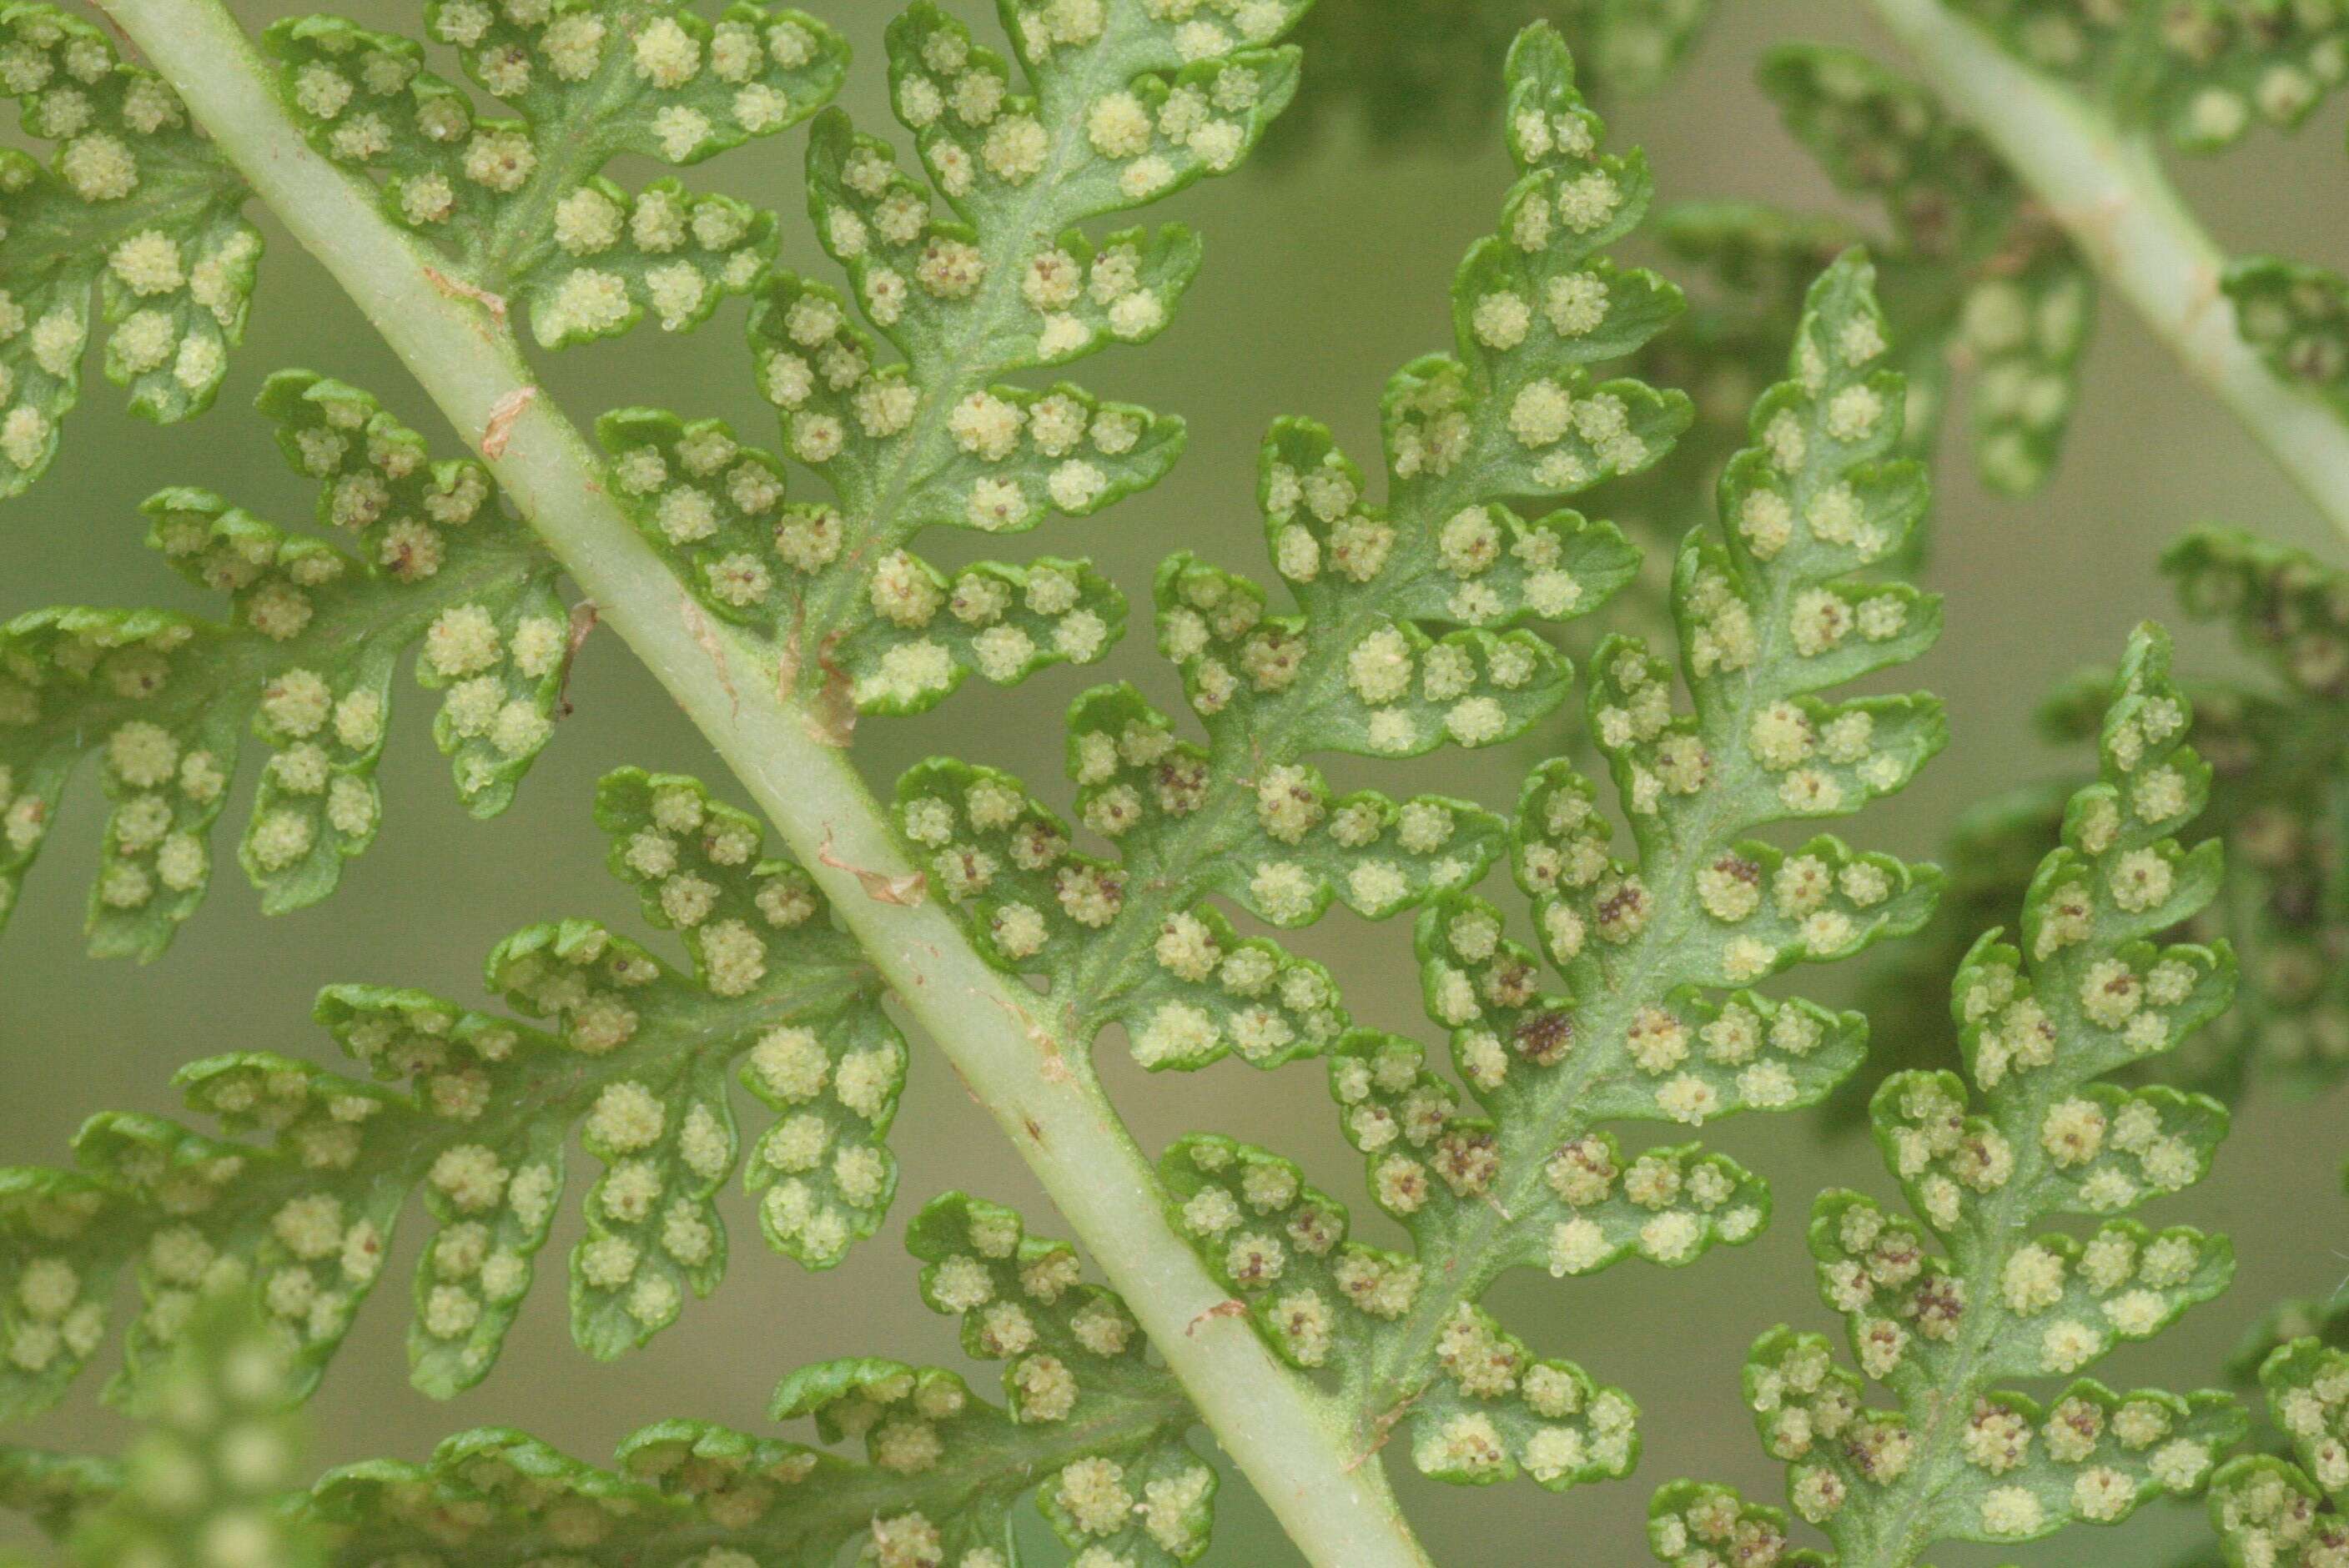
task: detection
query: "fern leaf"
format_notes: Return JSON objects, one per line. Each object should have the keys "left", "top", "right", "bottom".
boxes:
{"left": 1700, "top": 8, "right": 2349, "bottom": 507}
{"left": 2191, "top": 1173, "right": 2349, "bottom": 1564}
{"left": 596, "top": 0, "right": 1305, "bottom": 725}
{"left": 259, "top": 3, "right": 846, "bottom": 350}
{"left": 62, "top": 1289, "right": 322, "bottom": 1568}
{"left": 888, "top": 24, "right": 1679, "bottom": 1082}
{"left": 2167, "top": 528, "right": 2349, "bottom": 706}
{"left": 1889, "top": 530, "right": 2349, "bottom": 1099}
{"left": 0, "top": 374, "right": 568, "bottom": 958}
{"left": 2158, "top": 529, "right": 2349, "bottom": 1091}
{"left": 1758, "top": 43, "right": 2095, "bottom": 495}
{"left": 1148, "top": 251, "right": 1944, "bottom": 1504}
{"left": 1607, "top": 200, "right": 1855, "bottom": 550}
{"left": 1280, "top": 0, "right": 1724, "bottom": 156}
{"left": 0, "top": 1446, "right": 113, "bottom": 1545}
{"left": 2209, "top": 1336, "right": 2349, "bottom": 1565}
{"left": 174, "top": 1196, "right": 1203, "bottom": 1566}
{"left": 1836, "top": 779, "right": 2074, "bottom": 1127}
{"left": 1659, "top": 8, "right": 2349, "bottom": 517}
{"left": 589, "top": 768, "right": 907, "bottom": 1276}
{"left": 1946, "top": 0, "right": 2349, "bottom": 152}
{"left": 0, "top": 3, "right": 259, "bottom": 495}
{"left": 2227, "top": 256, "right": 2349, "bottom": 420}
{"left": 0, "top": 769, "right": 901, "bottom": 1416}
{"left": 1653, "top": 624, "right": 2250, "bottom": 1567}
{"left": 1841, "top": 525, "right": 2349, "bottom": 1108}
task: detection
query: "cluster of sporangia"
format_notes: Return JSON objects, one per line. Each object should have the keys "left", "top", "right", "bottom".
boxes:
{"left": 0, "top": 0, "right": 2343, "bottom": 1564}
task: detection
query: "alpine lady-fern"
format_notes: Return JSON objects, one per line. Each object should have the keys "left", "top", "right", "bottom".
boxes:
{"left": 0, "top": 1, "right": 2344, "bottom": 1565}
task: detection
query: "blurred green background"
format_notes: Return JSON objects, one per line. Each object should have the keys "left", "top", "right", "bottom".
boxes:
{"left": 3, "top": 1, "right": 2347, "bottom": 1560}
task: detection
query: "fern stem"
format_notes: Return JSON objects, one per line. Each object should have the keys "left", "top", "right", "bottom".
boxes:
{"left": 1866, "top": 0, "right": 2349, "bottom": 547}
{"left": 90, "top": 3, "right": 1435, "bottom": 1561}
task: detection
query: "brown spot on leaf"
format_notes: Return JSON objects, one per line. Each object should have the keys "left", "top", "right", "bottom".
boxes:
{"left": 1513, "top": 1009, "right": 1574, "bottom": 1065}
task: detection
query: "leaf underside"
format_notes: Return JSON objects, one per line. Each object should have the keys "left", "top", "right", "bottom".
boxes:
{"left": 0, "top": 768, "right": 908, "bottom": 1418}
{"left": 1, "top": 374, "right": 571, "bottom": 962}
{"left": 1847, "top": 525, "right": 2349, "bottom": 1109}
{"left": 1024, "top": 28, "right": 1958, "bottom": 1511}
{"left": 891, "top": 18, "right": 1693, "bottom": 1099}
{"left": 595, "top": 0, "right": 1312, "bottom": 736}
{"left": 3, "top": 1195, "right": 1214, "bottom": 1568}
{"left": 1653, "top": 625, "right": 2248, "bottom": 1567}
{"left": 0, "top": 3, "right": 258, "bottom": 497}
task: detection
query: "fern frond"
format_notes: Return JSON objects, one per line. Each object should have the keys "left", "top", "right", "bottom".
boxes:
{"left": 0, "top": 374, "right": 570, "bottom": 958}
{"left": 1593, "top": 39, "right": 2097, "bottom": 525}
{"left": 1653, "top": 624, "right": 2248, "bottom": 1567}
{"left": 1756, "top": 0, "right": 2349, "bottom": 526}
{"left": 2226, "top": 255, "right": 2349, "bottom": 420}
{"left": 2167, "top": 528, "right": 2349, "bottom": 706}
{"left": 259, "top": 2, "right": 845, "bottom": 351}
{"left": 1874, "top": 527, "right": 2349, "bottom": 1104}
{"left": 2175, "top": 1169, "right": 2346, "bottom": 1567}
{"left": 1144, "top": 251, "right": 1944, "bottom": 1503}
{"left": 0, "top": 1195, "right": 1210, "bottom": 1566}
{"left": 1946, "top": 0, "right": 2349, "bottom": 152}
{"left": 0, "top": 1292, "right": 324, "bottom": 1561}
{"left": 0, "top": 1445, "right": 113, "bottom": 1546}
{"left": 2209, "top": 1336, "right": 2349, "bottom": 1566}
{"left": 0, "top": 768, "right": 902, "bottom": 1416}
{"left": 0, "top": 3, "right": 259, "bottom": 495}
{"left": 1837, "top": 521, "right": 2349, "bottom": 1114}
{"left": 1612, "top": 201, "right": 1855, "bottom": 550}
{"left": 1280, "top": 0, "right": 1723, "bottom": 156}
{"left": 600, "top": 0, "right": 1305, "bottom": 726}
{"left": 2158, "top": 528, "right": 2349, "bottom": 1090}
{"left": 888, "top": 23, "right": 1682, "bottom": 1081}
{"left": 1837, "top": 778, "right": 2072, "bottom": 1127}
{"left": 61, "top": 1289, "right": 321, "bottom": 1568}
{"left": 302, "top": 1195, "right": 1209, "bottom": 1565}
{"left": 1755, "top": 43, "right": 2095, "bottom": 495}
